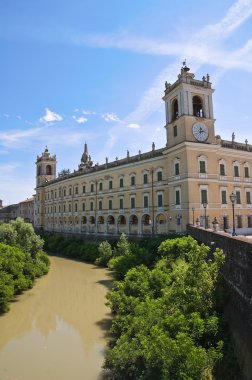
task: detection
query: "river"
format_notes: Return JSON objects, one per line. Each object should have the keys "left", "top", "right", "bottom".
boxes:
{"left": 0, "top": 256, "right": 112, "bottom": 380}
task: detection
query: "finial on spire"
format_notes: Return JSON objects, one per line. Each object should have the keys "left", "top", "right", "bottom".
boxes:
{"left": 181, "top": 59, "right": 190, "bottom": 73}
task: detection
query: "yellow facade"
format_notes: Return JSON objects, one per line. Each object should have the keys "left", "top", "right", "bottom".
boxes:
{"left": 34, "top": 64, "right": 252, "bottom": 235}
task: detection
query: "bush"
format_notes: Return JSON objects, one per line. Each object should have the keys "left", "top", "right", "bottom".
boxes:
{"left": 104, "top": 237, "right": 226, "bottom": 379}
{"left": 0, "top": 218, "right": 44, "bottom": 258}
{"left": 0, "top": 232, "right": 50, "bottom": 313}
{"left": 95, "top": 241, "right": 113, "bottom": 266}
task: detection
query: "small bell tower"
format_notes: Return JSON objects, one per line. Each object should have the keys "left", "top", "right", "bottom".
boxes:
{"left": 163, "top": 62, "right": 216, "bottom": 147}
{"left": 36, "top": 146, "right": 57, "bottom": 187}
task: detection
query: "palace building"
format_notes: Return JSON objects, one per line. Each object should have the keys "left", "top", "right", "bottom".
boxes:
{"left": 34, "top": 63, "right": 252, "bottom": 235}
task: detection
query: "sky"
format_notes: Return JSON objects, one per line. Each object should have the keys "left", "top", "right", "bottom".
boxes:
{"left": 1, "top": 0, "right": 252, "bottom": 205}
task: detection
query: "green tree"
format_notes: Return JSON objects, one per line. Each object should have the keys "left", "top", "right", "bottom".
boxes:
{"left": 0, "top": 218, "right": 44, "bottom": 258}
{"left": 105, "top": 237, "right": 225, "bottom": 379}
{"left": 95, "top": 241, "right": 113, "bottom": 266}
{"left": 10, "top": 218, "right": 44, "bottom": 257}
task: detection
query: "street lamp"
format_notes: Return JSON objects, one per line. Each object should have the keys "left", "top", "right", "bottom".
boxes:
{"left": 203, "top": 203, "right": 207, "bottom": 228}
{"left": 192, "top": 207, "right": 195, "bottom": 225}
{"left": 230, "top": 191, "right": 237, "bottom": 236}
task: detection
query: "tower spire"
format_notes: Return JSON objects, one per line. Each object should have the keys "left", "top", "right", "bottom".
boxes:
{"left": 79, "top": 142, "right": 93, "bottom": 170}
{"left": 81, "top": 142, "right": 89, "bottom": 164}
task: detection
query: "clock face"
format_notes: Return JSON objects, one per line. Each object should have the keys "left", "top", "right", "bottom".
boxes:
{"left": 192, "top": 122, "right": 209, "bottom": 142}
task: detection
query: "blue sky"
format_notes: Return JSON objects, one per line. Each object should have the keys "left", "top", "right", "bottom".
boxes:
{"left": 1, "top": 0, "right": 252, "bottom": 205}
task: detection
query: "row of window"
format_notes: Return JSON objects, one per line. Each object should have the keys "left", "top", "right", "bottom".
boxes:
{"left": 201, "top": 189, "right": 251, "bottom": 206}
{"left": 173, "top": 159, "right": 250, "bottom": 177}
{"left": 45, "top": 171, "right": 164, "bottom": 200}
{"left": 174, "top": 188, "right": 251, "bottom": 206}
{"left": 45, "top": 193, "right": 164, "bottom": 214}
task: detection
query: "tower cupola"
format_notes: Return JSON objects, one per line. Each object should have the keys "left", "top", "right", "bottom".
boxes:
{"left": 163, "top": 62, "right": 215, "bottom": 147}
{"left": 36, "top": 146, "right": 57, "bottom": 187}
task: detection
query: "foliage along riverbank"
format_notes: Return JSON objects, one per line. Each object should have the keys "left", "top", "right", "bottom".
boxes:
{"left": 0, "top": 218, "right": 50, "bottom": 313}
{"left": 43, "top": 233, "right": 242, "bottom": 380}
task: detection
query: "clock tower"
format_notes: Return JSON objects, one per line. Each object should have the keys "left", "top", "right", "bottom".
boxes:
{"left": 163, "top": 62, "right": 216, "bottom": 148}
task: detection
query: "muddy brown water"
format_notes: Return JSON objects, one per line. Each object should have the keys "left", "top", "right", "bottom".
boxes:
{"left": 0, "top": 256, "right": 112, "bottom": 380}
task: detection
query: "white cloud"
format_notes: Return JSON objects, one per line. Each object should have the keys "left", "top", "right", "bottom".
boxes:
{"left": 72, "top": 116, "right": 88, "bottom": 124}
{"left": 40, "top": 108, "right": 63, "bottom": 122}
{"left": 0, "top": 127, "right": 44, "bottom": 148}
{"left": 73, "top": 108, "right": 96, "bottom": 115}
{"left": 128, "top": 123, "right": 140, "bottom": 129}
{"left": 102, "top": 112, "right": 121, "bottom": 122}
{"left": 82, "top": 110, "right": 96, "bottom": 115}
{"left": 16, "top": 115, "right": 22, "bottom": 120}
{"left": 100, "top": 0, "right": 252, "bottom": 153}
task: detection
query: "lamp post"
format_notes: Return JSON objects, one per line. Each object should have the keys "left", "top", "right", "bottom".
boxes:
{"left": 192, "top": 207, "right": 195, "bottom": 225}
{"left": 203, "top": 203, "right": 207, "bottom": 229}
{"left": 230, "top": 191, "right": 237, "bottom": 236}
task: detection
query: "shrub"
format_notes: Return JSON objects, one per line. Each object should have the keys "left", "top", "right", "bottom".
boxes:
{"left": 95, "top": 241, "right": 113, "bottom": 266}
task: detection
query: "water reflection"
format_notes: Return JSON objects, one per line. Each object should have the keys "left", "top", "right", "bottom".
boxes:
{"left": 0, "top": 256, "right": 112, "bottom": 380}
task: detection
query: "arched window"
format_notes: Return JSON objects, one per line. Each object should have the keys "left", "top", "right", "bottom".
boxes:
{"left": 46, "top": 165, "right": 52, "bottom": 175}
{"left": 172, "top": 98, "right": 178, "bottom": 120}
{"left": 193, "top": 96, "right": 203, "bottom": 117}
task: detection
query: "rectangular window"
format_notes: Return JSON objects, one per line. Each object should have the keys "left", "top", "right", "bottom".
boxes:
{"left": 109, "top": 180, "right": 113, "bottom": 190}
{"left": 131, "top": 176, "right": 135, "bottom": 186}
{"left": 246, "top": 191, "right": 251, "bottom": 204}
{"left": 55, "top": 191, "right": 57, "bottom": 198}
{"left": 248, "top": 216, "right": 252, "bottom": 228}
{"left": 69, "top": 188, "right": 72, "bottom": 196}
{"left": 173, "top": 125, "right": 177, "bottom": 137}
{"left": 245, "top": 167, "right": 249, "bottom": 178}
{"left": 64, "top": 189, "right": 66, "bottom": 196}
{"left": 119, "top": 198, "right": 123, "bottom": 209}
{"left": 75, "top": 203, "right": 78, "bottom": 212}
{"left": 59, "top": 205, "right": 61, "bottom": 213}
{"left": 158, "top": 194, "right": 163, "bottom": 207}
{"left": 63, "top": 204, "right": 66, "bottom": 212}
{"left": 236, "top": 191, "right": 241, "bottom": 204}
{"left": 157, "top": 171, "right": 162, "bottom": 181}
{"left": 175, "top": 190, "right": 180, "bottom": 205}
{"left": 131, "top": 197, "right": 135, "bottom": 209}
{"left": 119, "top": 178, "right": 123, "bottom": 188}
{"left": 221, "top": 190, "right": 227, "bottom": 204}
{"left": 90, "top": 184, "right": 94, "bottom": 193}
{"left": 201, "top": 189, "right": 208, "bottom": 204}
{"left": 69, "top": 203, "right": 71, "bottom": 212}
{"left": 75, "top": 187, "right": 78, "bottom": 195}
{"left": 54, "top": 206, "right": 56, "bottom": 213}
{"left": 59, "top": 189, "right": 62, "bottom": 197}
{"left": 143, "top": 173, "right": 148, "bottom": 184}
{"left": 144, "top": 195, "right": 148, "bottom": 208}
{"left": 175, "top": 163, "right": 180, "bottom": 176}
{"left": 82, "top": 202, "right": 85, "bottom": 212}
{"left": 90, "top": 201, "right": 94, "bottom": 211}
{"left": 234, "top": 166, "right": 239, "bottom": 177}
{"left": 82, "top": 185, "right": 86, "bottom": 194}
{"left": 99, "top": 200, "right": 102, "bottom": 210}
{"left": 109, "top": 199, "right": 112, "bottom": 210}
{"left": 220, "top": 164, "right": 225, "bottom": 176}
{"left": 99, "top": 182, "right": 103, "bottom": 191}
{"left": 199, "top": 161, "right": 206, "bottom": 174}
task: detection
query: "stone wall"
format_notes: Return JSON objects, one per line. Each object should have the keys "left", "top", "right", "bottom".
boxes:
{"left": 187, "top": 226, "right": 252, "bottom": 380}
